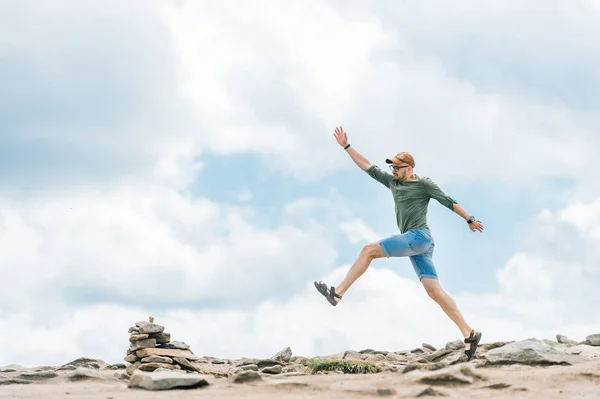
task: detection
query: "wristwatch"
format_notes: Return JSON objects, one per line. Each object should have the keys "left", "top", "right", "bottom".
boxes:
{"left": 467, "top": 216, "right": 476, "bottom": 224}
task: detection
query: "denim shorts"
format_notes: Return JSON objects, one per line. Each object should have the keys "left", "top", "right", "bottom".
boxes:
{"left": 378, "top": 228, "right": 437, "bottom": 280}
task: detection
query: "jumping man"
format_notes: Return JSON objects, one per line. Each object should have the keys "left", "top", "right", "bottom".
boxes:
{"left": 314, "top": 126, "right": 484, "bottom": 361}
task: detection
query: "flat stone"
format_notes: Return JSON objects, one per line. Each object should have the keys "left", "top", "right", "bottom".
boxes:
{"left": 124, "top": 354, "right": 138, "bottom": 363}
{"left": 0, "top": 378, "right": 33, "bottom": 385}
{"left": 556, "top": 334, "right": 579, "bottom": 345}
{"left": 16, "top": 371, "right": 59, "bottom": 381}
{"left": 67, "top": 368, "right": 104, "bottom": 381}
{"left": 423, "top": 343, "right": 437, "bottom": 351}
{"left": 483, "top": 340, "right": 584, "bottom": 366}
{"left": 586, "top": 334, "right": 600, "bottom": 346}
{"left": 138, "top": 363, "right": 178, "bottom": 372}
{"left": 159, "top": 341, "right": 189, "bottom": 350}
{"left": 57, "top": 357, "right": 103, "bottom": 370}
{"left": 106, "top": 363, "right": 127, "bottom": 370}
{"left": 261, "top": 365, "right": 282, "bottom": 374}
{"left": 128, "top": 369, "right": 209, "bottom": 390}
{"left": 423, "top": 349, "right": 453, "bottom": 362}
{"left": 230, "top": 370, "right": 262, "bottom": 384}
{"left": 141, "top": 356, "right": 173, "bottom": 364}
{"left": 149, "top": 333, "right": 171, "bottom": 344}
{"left": 172, "top": 357, "right": 200, "bottom": 372}
{"left": 137, "top": 322, "right": 165, "bottom": 334}
{"left": 130, "top": 334, "right": 149, "bottom": 342}
{"left": 135, "top": 348, "right": 199, "bottom": 361}
{"left": 237, "top": 364, "right": 259, "bottom": 371}
{"left": 130, "top": 338, "right": 157, "bottom": 351}
{"left": 564, "top": 344, "right": 600, "bottom": 359}
{"left": 416, "top": 386, "right": 447, "bottom": 397}
{"left": 445, "top": 340, "right": 464, "bottom": 351}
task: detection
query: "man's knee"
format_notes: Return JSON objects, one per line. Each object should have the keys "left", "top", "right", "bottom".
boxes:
{"left": 422, "top": 279, "right": 443, "bottom": 301}
{"left": 361, "top": 242, "right": 385, "bottom": 259}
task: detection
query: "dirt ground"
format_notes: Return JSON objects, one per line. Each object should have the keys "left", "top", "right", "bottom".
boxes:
{"left": 1, "top": 358, "right": 599, "bottom": 399}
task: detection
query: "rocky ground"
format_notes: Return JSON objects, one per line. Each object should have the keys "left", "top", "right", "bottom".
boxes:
{"left": 1, "top": 318, "right": 599, "bottom": 398}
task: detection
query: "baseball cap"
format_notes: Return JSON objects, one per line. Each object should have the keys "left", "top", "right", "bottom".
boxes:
{"left": 385, "top": 152, "right": 415, "bottom": 168}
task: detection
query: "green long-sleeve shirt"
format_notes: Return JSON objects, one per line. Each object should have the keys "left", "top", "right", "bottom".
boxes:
{"left": 365, "top": 164, "right": 457, "bottom": 233}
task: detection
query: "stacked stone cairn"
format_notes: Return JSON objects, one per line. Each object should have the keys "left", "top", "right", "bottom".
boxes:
{"left": 124, "top": 316, "right": 200, "bottom": 376}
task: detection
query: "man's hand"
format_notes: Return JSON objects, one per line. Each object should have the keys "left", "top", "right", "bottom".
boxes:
{"left": 334, "top": 126, "right": 349, "bottom": 147}
{"left": 469, "top": 220, "right": 484, "bottom": 232}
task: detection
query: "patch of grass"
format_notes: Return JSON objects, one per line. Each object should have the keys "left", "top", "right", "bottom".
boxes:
{"left": 306, "top": 359, "right": 383, "bottom": 374}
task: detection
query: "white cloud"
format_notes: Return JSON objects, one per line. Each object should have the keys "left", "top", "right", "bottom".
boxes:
{"left": 154, "top": 0, "right": 600, "bottom": 186}
{"left": 0, "top": 184, "right": 339, "bottom": 322}
{"left": 339, "top": 219, "right": 380, "bottom": 244}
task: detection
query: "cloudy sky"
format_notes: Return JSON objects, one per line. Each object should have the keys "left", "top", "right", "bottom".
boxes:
{"left": 1, "top": 0, "right": 600, "bottom": 367}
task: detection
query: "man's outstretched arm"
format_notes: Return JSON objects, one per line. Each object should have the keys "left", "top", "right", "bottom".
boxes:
{"left": 452, "top": 203, "right": 483, "bottom": 232}
{"left": 334, "top": 126, "right": 371, "bottom": 170}
{"left": 426, "top": 178, "right": 484, "bottom": 233}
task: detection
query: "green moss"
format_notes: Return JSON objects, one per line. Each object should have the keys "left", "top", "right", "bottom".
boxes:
{"left": 306, "top": 358, "right": 383, "bottom": 374}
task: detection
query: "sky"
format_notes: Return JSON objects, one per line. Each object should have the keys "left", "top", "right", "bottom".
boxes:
{"left": 1, "top": 0, "right": 600, "bottom": 367}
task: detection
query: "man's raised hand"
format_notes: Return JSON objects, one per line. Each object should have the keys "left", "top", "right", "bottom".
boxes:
{"left": 334, "top": 126, "right": 349, "bottom": 148}
{"left": 469, "top": 220, "right": 484, "bottom": 233}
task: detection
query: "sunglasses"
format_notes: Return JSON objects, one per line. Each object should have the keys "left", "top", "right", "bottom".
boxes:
{"left": 389, "top": 164, "right": 410, "bottom": 171}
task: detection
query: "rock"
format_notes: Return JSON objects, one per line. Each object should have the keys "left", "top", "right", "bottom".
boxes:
{"left": 106, "top": 363, "right": 127, "bottom": 370}
{"left": 129, "top": 334, "right": 150, "bottom": 342}
{"left": 230, "top": 370, "right": 262, "bottom": 383}
{"left": 128, "top": 326, "right": 140, "bottom": 334}
{"left": 126, "top": 362, "right": 141, "bottom": 376}
{"left": 416, "top": 387, "right": 446, "bottom": 397}
{"left": 128, "top": 369, "right": 209, "bottom": 390}
{"left": 211, "top": 358, "right": 227, "bottom": 364}
{"left": 150, "top": 333, "right": 171, "bottom": 344}
{"left": 57, "top": 357, "right": 104, "bottom": 370}
{"left": 423, "top": 349, "right": 453, "bottom": 363}
{"left": 385, "top": 353, "right": 409, "bottom": 363}
{"left": 0, "top": 378, "right": 33, "bottom": 385}
{"left": 261, "top": 365, "right": 282, "bottom": 374}
{"left": 16, "top": 371, "right": 59, "bottom": 381}
{"left": 135, "top": 348, "right": 199, "bottom": 361}
{"left": 586, "top": 334, "right": 600, "bottom": 346}
{"left": 237, "top": 364, "right": 259, "bottom": 372}
{"left": 141, "top": 356, "right": 173, "bottom": 364}
{"left": 137, "top": 322, "right": 165, "bottom": 335}
{"left": 423, "top": 343, "right": 437, "bottom": 351}
{"left": 67, "top": 368, "right": 104, "bottom": 381}
{"left": 130, "top": 338, "right": 157, "bottom": 351}
{"left": 556, "top": 334, "right": 579, "bottom": 345}
{"left": 439, "top": 351, "right": 466, "bottom": 365}
{"left": 0, "top": 365, "right": 22, "bottom": 373}
{"left": 283, "top": 364, "right": 306, "bottom": 373}
{"left": 482, "top": 383, "right": 512, "bottom": 389}
{"left": 138, "top": 363, "right": 178, "bottom": 372}
{"left": 124, "top": 354, "right": 138, "bottom": 363}
{"left": 257, "top": 359, "right": 284, "bottom": 369}
{"left": 564, "top": 344, "right": 600, "bottom": 359}
{"left": 172, "top": 357, "right": 200, "bottom": 372}
{"left": 159, "top": 341, "right": 189, "bottom": 350}
{"left": 445, "top": 340, "right": 464, "bottom": 351}
{"left": 483, "top": 340, "right": 583, "bottom": 366}
{"left": 271, "top": 347, "right": 292, "bottom": 363}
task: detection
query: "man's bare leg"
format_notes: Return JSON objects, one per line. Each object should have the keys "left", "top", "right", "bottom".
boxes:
{"left": 421, "top": 278, "right": 478, "bottom": 350}
{"left": 318, "top": 242, "right": 386, "bottom": 304}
